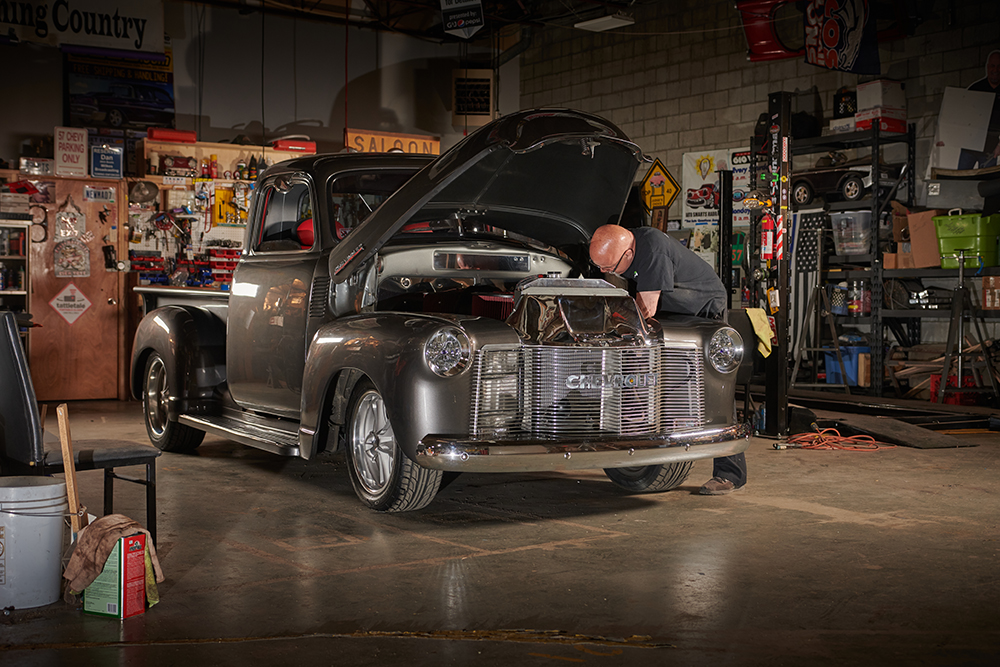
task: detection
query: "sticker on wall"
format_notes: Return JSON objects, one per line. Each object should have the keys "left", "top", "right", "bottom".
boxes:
{"left": 53, "top": 239, "right": 91, "bottom": 278}
{"left": 49, "top": 283, "right": 93, "bottom": 325}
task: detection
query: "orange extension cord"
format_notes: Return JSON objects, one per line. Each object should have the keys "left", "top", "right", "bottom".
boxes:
{"left": 777, "top": 428, "right": 897, "bottom": 451}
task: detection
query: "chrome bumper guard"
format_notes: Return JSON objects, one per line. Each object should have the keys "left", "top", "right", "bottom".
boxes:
{"left": 415, "top": 422, "right": 752, "bottom": 473}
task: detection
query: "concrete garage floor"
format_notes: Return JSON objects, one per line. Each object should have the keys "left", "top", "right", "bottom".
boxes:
{"left": 2, "top": 401, "right": 999, "bottom": 666}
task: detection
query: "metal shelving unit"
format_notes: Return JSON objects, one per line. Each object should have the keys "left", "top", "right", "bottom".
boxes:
{"left": 792, "top": 124, "right": 917, "bottom": 396}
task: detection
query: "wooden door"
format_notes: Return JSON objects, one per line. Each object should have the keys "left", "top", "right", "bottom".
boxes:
{"left": 29, "top": 177, "right": 124, "bottom": 401}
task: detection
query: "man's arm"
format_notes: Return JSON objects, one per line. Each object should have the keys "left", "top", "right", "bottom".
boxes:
{"left": 636, "top": 291, "right": 660, "bottom": 319}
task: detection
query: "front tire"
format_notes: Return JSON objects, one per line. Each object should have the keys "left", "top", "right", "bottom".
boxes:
{"left": 345, "top": 380, "right": 441, "bottom": 512}
{"left": 604, "top": 462, "right": 692, "bottom": 493}
{"left": 142, "top": 352, "right": 205, "bottom": 453}
{"left": 792, "top": 181, "right": 814, "bottom": 206}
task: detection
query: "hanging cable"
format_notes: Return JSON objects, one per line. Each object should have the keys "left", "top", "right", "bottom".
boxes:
{"left": 344, "top": 0, "right": 349, "bottom": 144}
{"left": 260, "top": 0, "right": 266, "bottom": 145}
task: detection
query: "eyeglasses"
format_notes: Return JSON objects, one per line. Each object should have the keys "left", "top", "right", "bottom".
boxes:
{"left": 593, "top": 246, "right": 631, "bottom": 275}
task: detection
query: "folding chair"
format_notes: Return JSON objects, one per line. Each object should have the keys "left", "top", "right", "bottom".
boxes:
{"left": 0, "top": 311, "right": 161, "bottom": 544}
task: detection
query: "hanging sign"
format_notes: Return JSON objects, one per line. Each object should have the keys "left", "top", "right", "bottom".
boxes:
{"left": 639, "top": 158, "right": 680, "bottom": 212}
{"left": 803, "top": 0, "right": 880, "bottom": 75}
{"left": 50, "top": 283, "right": 93, "bottom": 324}
{"left": 440, "top": 0, "right": 484, "bottom": 39}
{"left": 53, "top": 238, "right": 91, "bottom": 277}
{"left": 55, "top": 126, "right": 88, "bottom": 177}
{"left": 90, "top": 146, "right": 123, "bottom": 179}
{"left": 345, "top": 128, "right": 440, "bottom": 155}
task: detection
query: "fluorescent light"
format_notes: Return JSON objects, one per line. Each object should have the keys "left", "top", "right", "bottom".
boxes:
{"left": 574, "top": 12, "right": 634, "bottom": 32}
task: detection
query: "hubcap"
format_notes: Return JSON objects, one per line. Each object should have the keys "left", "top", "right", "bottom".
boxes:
{"left": 350, "top": 391, "right": 395, "bottom": 495}
{"left": 144, "top": 357, "right": 169, "bottom": 438}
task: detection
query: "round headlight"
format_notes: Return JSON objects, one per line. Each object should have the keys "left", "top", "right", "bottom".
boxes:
{"left": 424, "top": 327, "right": 471, "bottom": 376}
{"left": 707, "top": 327, "right": 744, "bottom": 374}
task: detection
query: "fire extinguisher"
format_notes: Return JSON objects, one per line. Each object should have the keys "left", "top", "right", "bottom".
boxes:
{"left": 761, "top": 213, "right": 774, "bottom": 260}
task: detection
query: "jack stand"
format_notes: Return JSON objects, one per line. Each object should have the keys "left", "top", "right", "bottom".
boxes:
{"left": 936, "top": 250, "right": 1000, "bottom": 403}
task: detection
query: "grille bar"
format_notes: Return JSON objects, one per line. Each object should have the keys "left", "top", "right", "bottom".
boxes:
{"left": 471, "top": 344, "right": 705, "bottom": 440}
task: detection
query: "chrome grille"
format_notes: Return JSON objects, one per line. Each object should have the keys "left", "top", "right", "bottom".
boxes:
{"left": 471, "top": 344, "right": 705, "bottom": 440}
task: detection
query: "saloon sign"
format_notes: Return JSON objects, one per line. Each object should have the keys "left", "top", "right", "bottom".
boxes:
{"left": 345, "top": 129, "right": 441, "bottom": 155}
{"left": 0, "top": 0, "right": 164, "bottom": 53}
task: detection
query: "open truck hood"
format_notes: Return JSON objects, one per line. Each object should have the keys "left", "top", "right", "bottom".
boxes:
{"left": 329, "top": 109, "right": 648, "bottom": 281}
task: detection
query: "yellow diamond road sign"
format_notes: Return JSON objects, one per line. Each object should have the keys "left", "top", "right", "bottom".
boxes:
{"left": 640, "top": 158, "right": 679, "bottom": 211}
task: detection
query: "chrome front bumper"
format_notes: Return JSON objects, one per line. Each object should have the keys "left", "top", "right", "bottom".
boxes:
{"left": 415, "top": 422, "right": 752, "bottom": 473}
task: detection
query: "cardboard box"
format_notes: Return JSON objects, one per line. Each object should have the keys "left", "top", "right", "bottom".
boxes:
{"left": 907, "top": 209, "right": 946, "bottom": 268}
{"left": 855, "top": 110, "right": 907, "bottom": 134}
{"left": 857, "top": 79, "right": 905, "bottom": 111}
{"left": 984, "top": 276, "right": 1000, "bottom": 309}
{"left": 828, "top": 117, "right": 855, "bottom": 134}
{"left": 83, "top": 533, "right": 147, "bottom": 619}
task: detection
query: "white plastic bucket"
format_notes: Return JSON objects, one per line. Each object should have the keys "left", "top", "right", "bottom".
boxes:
{"left": 0, "top": 477, "right": 68, "bottom": 609}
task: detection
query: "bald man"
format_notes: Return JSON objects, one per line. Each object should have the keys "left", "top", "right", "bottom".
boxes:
{"left": 589, "top": 223, "right": 745, "bottom": 495}
{"left": 589, "top": 224, "right": 727, "bottom": 320}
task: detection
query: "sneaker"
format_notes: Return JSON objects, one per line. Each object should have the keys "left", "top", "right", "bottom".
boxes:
{"left": 699, "top": 477, "right": 743, "bottom": 495}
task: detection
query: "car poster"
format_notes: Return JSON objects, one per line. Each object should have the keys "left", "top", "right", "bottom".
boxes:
{"left": 681, "top": 149, "right": 752, "bottom": 229}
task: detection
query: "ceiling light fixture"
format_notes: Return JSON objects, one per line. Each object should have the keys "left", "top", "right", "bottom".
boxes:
{"left": 573, "top": 12, "right": 634, "bottom": 32}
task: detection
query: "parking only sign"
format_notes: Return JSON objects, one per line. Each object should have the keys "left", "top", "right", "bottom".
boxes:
{"left": 640, "top": 159, "right": 680, "bottom": 211}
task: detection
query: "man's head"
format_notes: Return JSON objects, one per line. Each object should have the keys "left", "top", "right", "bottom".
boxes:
{"left": 987, "top": 51, "right": 1000, "bottom": 89}
{"left": 590, "top": 224, "right": 635, "bottom": 276}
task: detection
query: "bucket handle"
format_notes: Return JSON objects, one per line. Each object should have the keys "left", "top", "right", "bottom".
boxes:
{"left": 948, "top": 208, "right": 963, "bottom": 216}
{"left": 0, "top": 505, "right": 86, "bottom": 518}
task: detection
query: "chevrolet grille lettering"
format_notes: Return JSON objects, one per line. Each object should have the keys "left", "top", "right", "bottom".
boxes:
{"left": 565, "top": 373, "right": 658, "bottom": 389}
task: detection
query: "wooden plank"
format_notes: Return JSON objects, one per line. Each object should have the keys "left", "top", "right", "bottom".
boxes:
{"left": 56, "top": 403, "right": 90, "bottom": 535}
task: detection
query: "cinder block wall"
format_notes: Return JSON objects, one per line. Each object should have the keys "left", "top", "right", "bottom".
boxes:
{"left": 520, "top": 0, "right": 1000, "bottom": 220}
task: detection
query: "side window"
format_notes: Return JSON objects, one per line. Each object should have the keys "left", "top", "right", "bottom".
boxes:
{"left": 254, "top": 178, "right": 314, "bottom": 252}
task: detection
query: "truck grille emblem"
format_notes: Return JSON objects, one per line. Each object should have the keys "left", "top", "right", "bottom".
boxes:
{"left": 565, "top": 373, "right": 658, "bottom": 389}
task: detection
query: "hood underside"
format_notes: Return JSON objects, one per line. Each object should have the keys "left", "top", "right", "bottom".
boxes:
{"left": 329, "top": 109, "right": 647, "bottom": 281}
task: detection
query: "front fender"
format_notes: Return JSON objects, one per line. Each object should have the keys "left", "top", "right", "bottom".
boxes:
{"left": 130, "top": 306, "right": 228, "bottom": 418}
{"left": 298, "top": 314, "right": 519, "bottom": 460}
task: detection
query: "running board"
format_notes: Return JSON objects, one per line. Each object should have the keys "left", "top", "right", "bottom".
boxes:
{"left": 179, "top": 413, "right": 301, "bottom": 457}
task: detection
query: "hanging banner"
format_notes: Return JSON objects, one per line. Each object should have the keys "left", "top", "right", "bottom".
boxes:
{"left": 803, "top": 0, "right": 880, "bottom": 75}
{"left": 0, "top": 0, "right": 164, "bottom": 53}
{"left": 440, "top": 0, "right": 484, "bottom": 39}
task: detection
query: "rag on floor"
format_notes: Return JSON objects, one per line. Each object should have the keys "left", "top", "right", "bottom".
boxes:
{"left": 63, "top": 514, "right": 164, "bottom": 605}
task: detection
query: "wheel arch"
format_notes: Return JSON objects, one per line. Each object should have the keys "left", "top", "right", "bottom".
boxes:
{"left": 130, "top": 305, "right": 228, "bottom": 419}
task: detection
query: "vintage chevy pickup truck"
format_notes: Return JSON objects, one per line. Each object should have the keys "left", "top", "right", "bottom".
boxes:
{"left": 131, "top": 109, "right": 751, "bottom": 512}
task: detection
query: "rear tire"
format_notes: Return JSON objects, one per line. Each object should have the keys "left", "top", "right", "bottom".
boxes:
{"left": 142, "top": 352, "right": 205, "bottom": 453}
{"left": 345, "top": 379, "right": 441, "bottom": 512}
{"left": 604, "top": 462, "right": 692, "bottom": 493}
{"left": 841, "top": 175, "right": 864, "bottom": 201}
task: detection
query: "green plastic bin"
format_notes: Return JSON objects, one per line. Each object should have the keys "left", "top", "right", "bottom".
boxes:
{"left": 933, "top": 212, "right": 1000, "bottom": 269}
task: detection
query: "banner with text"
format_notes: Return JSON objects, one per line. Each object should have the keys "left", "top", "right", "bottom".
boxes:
{"left": 0, "top": 0, "right": 164, "bottom": 53}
